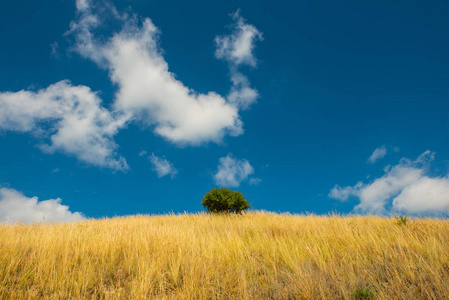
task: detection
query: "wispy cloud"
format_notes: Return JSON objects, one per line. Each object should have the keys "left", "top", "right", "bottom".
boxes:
{"left": 330, "top": 150, "right": 449, "bottom": 215}
{"left": 215, "top": 10, "right": 263, "bottom": 110}
{"left": 50, "top": 42, "right": 59, "bottom": 59}
{"left": 249, "top": 177, "right": 262, "bottom": 185}
{"left": 214, "top": 154, "right": 256, "bottom": 187}
{"left": 149, "top": 153, "right": 177, "bottom": 178}
{"left": 0, "top": 187, "right": 84, "bottom": 223}
{"left": 367, "top": 145, "right": 387, "bottom": 164}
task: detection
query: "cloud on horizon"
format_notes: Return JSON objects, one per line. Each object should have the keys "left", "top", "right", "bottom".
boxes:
{"left": 0, "top": 187, "right": 84, "bottom": 223}
{"left": 330, "top": 150, "right": 449, "bottom": 215}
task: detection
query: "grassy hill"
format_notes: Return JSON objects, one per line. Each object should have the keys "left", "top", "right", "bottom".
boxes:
{"left": 1, "top": 211, "right": 448, "bottom": 299}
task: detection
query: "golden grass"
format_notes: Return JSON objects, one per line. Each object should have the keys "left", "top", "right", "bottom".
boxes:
{"left": 0, "top": 211, "right": 448, "bottom": 299}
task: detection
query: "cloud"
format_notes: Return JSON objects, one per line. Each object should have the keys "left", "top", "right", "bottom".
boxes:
{"left": 226, "top": 72, "right": 259, "bottom": 110}
{"left": 50, "top": 42, "right": 59, "bottom": 59}
{"left": 215, "top": 10, "right": 263, "bottom": 67}
{"left": 76, "top": 0, "right": 90, "bottom": 11}
{"left": 329, "top": 150, "right": 449, "bottom": 215}
{"left": 215, "top": 10, "right": 263, "bottom": 110}
{"left": 0, "top": 2, "right": 264, "bottom": 171}
{"left": 328, "top": 182, "right": 363, "bottom": 201}
{"left": 67, "top": 2, "right": 250, "bottom": 145}
{"left": 367, "top": 145, "right": 387, "bottom": 164}
{"left": 392, "top": 177, "right": 449, "bottom": 214}
{"left": 0, "top": 187, "right": 84, "bottom": 223}
{"left": 0, "top": 80, "right": 128, "bottom": 171}
{"left": 249, "top": 177, "right": 262, "bottom": 185}
{"left": 214, "top": 154, "right": 254, "bottom": 187}
{"left": 149, "top": 153, "right": 177, "bottom": 178}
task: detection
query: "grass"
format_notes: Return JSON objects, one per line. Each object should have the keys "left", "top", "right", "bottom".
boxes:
{"left": 0, "top": 211, "right": 448, "bottom": 299}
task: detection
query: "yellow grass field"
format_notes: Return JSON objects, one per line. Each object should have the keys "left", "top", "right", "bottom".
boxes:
{"left": 1, "top": 211, "right": 448, "bottom": 299}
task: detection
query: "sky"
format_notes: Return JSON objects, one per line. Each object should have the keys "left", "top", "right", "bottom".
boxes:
{"left": 1, "top": 0, "right": 449, "bottom": 222}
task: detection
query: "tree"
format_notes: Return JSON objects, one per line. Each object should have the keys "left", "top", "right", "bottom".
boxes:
{"left": 201, "top": 188, "right": 250, "bottom": 214}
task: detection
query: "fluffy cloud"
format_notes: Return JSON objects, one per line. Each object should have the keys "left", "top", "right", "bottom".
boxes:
{"left": 0, "top": 187, "right": 84, "bottom": 223}
{"left": 329, "top": 150, "right": 449, "bottom": 215}
{"left": 215, "top": 10, "right": 263, "bottom": 67}
{"left": 215, "top": 10, "right": 263, "bottom": 110}
{"left": 367, "top": 145, "right": 387, "bottom": 164}
{"left": 227, "top": 72, "right": 259, "bottom": 110}
{"left": 0, "top": 80, "right": 128, "bottom": 171}
{"left": 149, "top": 153, "right": 177, "bottom": 178}
{"left": 68, "top": 1, "right": 249, "bottom": 145}
{"left": 214, "top": 154, "right": 256, "bottom": 187}
{"left": 0, "top": 1, "right": 263, "bottom": 171}
{"left": 392, "top": 177, "right": 449, "bottom": 214}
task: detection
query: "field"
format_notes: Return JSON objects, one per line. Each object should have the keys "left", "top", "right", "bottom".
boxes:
{"left": 1, "top": 211, "right": 448, "bottom": 299}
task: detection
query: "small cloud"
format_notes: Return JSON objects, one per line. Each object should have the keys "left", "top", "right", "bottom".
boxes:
{"left": 249, "top": 177, "right": 262, "bottom": 185}
{"left": 139, "top": 150, "right": 147, "bottom": 157}
{"left": 215, "top": 9, "right": 263, "bottom": 67}
{"left": 149, "top": 153, "right": 177, "bottom": 178}
{"left": 393, "top": 147, "right": 400, "bottom": 153}
{"left": 368, "top": 145, "right": 387, "bottom": 164}
{"left": 50, "top": 42, "right": 59, "bottom": 59}
{"left": 214, "top": 153, "right": 254, "bottom": 187}
{"left": 328, "top": 182, "right": 363, "bottom": 201}
{"left": 0, "top": 187, "right": 84, "bottom": 223}
{"left": 52, "top": 168, "right": 59, "bottom": 173}
{"left": 215, "top": 9, "right": 263, "bottom": 110}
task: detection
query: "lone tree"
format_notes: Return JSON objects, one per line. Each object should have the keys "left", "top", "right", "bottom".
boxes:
{"left": 201, "top": 188, "right": 250, "bottom": 214}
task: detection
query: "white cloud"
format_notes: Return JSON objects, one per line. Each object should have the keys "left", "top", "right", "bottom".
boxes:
{"left": 215, "top": 10, "right": 263, "bottom": 67}
{"left": 76, "top": 0, "right": 90, "bottom": 11}
{"left": 392, "top": 177, "right": 449, "bottom": 214}
{"left": 149, "top": 153, "right": 177, "bottom": 178}
{"left": 0, "top": 187, "right": 84, "bottom": 223}
{"left": 215, "top": 10, "right": 263, "bottom": 110}
{"left": 0, "top": 81, "right": 128, "bottom": 171}
{"left": 0, "top": 2, "right": 263, "bottom": 169}
{"left": 329, "top": 182, "right": 363, "bottom": 201}
{"left": 214, "top": 154, "right": 254, "bottom": 187}
{"left": 139, "top": 150, "right": 147, "bottom": 157}
{"left": 330, "top": 150, "right": 449, "bottom": 215}
{"left": 368, "top": 145, "right": 387, "bottom": 164}
{"left": 227, "top": 72, "right": 259, "bottom": 110}
{"left": 67, "top": 2, "right": 247, "bottom": 145}
{"left": 249, "top": 177, "right": 262, "bottom": 185}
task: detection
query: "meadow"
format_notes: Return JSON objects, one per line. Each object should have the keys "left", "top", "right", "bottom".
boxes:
{"left": 0, "top": 211, "right": 448, "bottom": 299}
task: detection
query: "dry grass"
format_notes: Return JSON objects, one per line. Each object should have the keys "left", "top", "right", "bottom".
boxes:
{"left": 0, "top": 211, "right": 448, "bottom": 299}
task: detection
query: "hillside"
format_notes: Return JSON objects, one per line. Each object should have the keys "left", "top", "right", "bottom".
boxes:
{"left": 1, "top": 212, "right": 448, "bottom": 299}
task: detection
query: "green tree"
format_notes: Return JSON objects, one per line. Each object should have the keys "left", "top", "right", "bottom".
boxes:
{"left": 201, "top": 188, "right": 250, "bottom": 214}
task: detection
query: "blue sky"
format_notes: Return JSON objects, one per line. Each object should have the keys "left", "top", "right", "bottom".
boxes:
{"left": 1, "top": 0, "right": 449, "bottom": 222}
